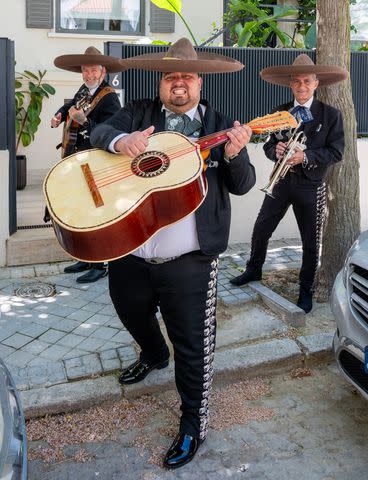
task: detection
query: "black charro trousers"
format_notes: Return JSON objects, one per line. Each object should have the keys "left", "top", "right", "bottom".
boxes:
{"left": 108, "top": 251, "right": 219, "bottom": 440}
{"left": 248, "top": 172, "right": 326, "bottom": 293}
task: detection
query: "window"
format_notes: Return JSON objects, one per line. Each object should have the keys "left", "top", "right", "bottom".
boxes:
{"left": 56, "top": 0, "right": 145, "bottom": 35}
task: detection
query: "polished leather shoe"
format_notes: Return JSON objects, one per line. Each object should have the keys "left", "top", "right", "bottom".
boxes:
{"left": 119, "top": 358, "right": 169, "bottom": 385}
{"left": 76, "top": 268, "right": 107, "bottom": 283}
{"left": 163, "top": 433, "right": 202, "bottom": 469}
{"left": 64, "top": 261, "right": 91, "bottom": 274}
{"left": 297, "top": 289, "right": 313, "bottom": 313}
{"left": 230, "top": 268, "right": 262, "bottom": 286}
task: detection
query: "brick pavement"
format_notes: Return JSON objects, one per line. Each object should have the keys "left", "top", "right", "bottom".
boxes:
{"left": 0, "top": 239, "right": 303, "bottom": 391}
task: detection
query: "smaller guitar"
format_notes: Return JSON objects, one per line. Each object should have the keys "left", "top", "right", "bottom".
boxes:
{"left": 61, "top": 92, "right": 90, "bottom": 158}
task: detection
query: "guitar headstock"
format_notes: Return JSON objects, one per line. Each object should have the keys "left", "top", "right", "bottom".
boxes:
{"left": 247, "top": 111, "right": 298, "bottom": 135}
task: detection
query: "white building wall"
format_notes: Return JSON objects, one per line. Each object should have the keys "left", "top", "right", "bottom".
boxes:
{"left": 229, "top": 140, "right": 368, "bottom": 244}
{"left": 1, "top": 1, "right": 223, "bottom": 174}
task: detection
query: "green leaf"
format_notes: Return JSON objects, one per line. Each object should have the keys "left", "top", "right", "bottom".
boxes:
{"left": 305, "top": 20, "right": 316, "bottom": 49}
{"left": 272, "top": 6, "right": 298, "bottom": 18}
{"left": 23, "top": 70, "right": 39, "bottom": 80}
{"left": 15, "top": 79, "right": 22, "bottom": 89}
{"left": 42, "top": 83, "right": 56, "bottom": 95}
{"left": 151, "top": 40, "right": 171, "bottom": 44}
{"left": 238, "top": 30, "right": 253, "bottom": 47}
{"left": 275, "top": 29, "right": 292, "bottom": 47}
{"left": 21, "top": 132, "right": 32, "bottom": 147}
{"left": 150, "top": 0, "right": 181, "bottom": 14}
{"left": 29, "top": 81, "right": 37, "bottom": 93}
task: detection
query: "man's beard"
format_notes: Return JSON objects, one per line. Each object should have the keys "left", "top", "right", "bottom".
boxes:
{"left": 84, "top": 80, "right": 100, "bottom": 89}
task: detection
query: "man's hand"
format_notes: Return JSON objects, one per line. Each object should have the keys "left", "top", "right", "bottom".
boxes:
{"left": 286, "top": 147, "right": 304, "bottom": 166}
{"left": 114, "top": 126, "right": 155, "bottom": 157}
{"left": 275, "top": 141, "right": 287, "bottom": 160}
{"left": 224, "top": 121, "right": 252, "bottom": 159}
{"left": 68, "top": 106, "right": 87, "bottom": 125}
{"left": 51, "top": 113, "right": 62, "bottom": 128}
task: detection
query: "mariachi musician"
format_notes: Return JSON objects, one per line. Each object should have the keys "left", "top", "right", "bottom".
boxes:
{"left": 50, "top": 46, "right": 122, "bottom": 283}
{"left": 90, "top": 38, "right": 256, "bottom": 468}
{"left": 231, "top": 54, "right": 348, "bottom": 314}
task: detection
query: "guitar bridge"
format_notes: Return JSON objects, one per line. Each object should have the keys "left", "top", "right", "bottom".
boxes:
{"left": 81, "top": 163, "right": 104, "bottom": 208}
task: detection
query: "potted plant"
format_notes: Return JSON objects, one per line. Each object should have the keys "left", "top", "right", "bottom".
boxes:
{"left": 15, "top": 69, "right": 55, "bottom": 189}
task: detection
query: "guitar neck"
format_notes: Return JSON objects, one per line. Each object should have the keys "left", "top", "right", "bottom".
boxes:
{"left": 197, "top": 123, "right": 274, "bottom": 152}
{"left": 197, "top": 126, "right": 247, "bottom": 152}
{"left": 197, "top": 113, "right": 296, "bottom": 152}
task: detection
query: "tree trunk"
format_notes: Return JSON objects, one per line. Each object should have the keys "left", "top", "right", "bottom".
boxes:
{"left": 315, "top": 0, "right": 360, "bottom": 301}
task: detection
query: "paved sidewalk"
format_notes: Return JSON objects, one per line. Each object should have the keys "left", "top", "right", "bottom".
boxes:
{"left": 0, "top": 237, "right": 335, "bottom": 418}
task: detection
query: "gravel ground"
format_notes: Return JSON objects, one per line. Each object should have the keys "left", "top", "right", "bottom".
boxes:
{"left": 28, "top": 363, "right": 368, "bottom": 480}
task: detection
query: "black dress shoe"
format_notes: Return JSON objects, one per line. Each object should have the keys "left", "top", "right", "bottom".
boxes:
{"left": 230, "top": 268, "right": 262, "bottom": 286}
{"left": 119, "top": 358, "right": 169, "bottom": 385}
{"left": 163, "top": 433, "right": 202, "bottom": 469}
{"left": 76, "top": 268, "right": 107, "bottom": 283}
{"left": 64, "top": 261, "right": 91, "bottom": 273}
{"left": 297, "top": 289, "right": 313, "bottom": 313}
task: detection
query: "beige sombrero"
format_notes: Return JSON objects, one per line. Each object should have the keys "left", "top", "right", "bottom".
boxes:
{"left": 260, "top": 54, "right": 348, "bottom": 87}
{"left": 54, "top": 46, "right": 124, "bottom": 73}
{"left": 121, "top": 37, "right": 244, "bottom": 74}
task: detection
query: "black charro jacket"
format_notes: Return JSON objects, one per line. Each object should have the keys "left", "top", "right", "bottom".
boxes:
{"left": 55, "top": 80, "right": 121, "bottom": 152}
{"left": 264, "top": 99, "right": 344, "bottom": 184}
{"left": 90, "top": 97, "right": 256, "bottom": 255}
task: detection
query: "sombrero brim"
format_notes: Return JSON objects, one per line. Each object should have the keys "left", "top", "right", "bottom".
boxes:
{"left": 54, "top": 54, "right": 125, "bottom": 73}
{"left": 260, "top": 65, "right": 348, "bottom": 87}
{"left": 121, "top": 51, "right": 244, "bottom": 73}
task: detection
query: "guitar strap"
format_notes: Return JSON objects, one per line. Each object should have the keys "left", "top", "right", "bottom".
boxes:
{"left": 84, "top": 86, "right": 116, "bottom": 117}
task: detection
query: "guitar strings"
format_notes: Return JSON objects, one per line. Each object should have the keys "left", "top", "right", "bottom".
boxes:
{"left": 92, "top": 118, "right": 290, "bottom": 179}
{"left": 91, "top": 117, "right": 293, "bottom": 188}
{"left": 96, "top": 145, "right": 198, "bottom": 188}
{"left": 93, "top": 141, "right": 197, "bottom": 187}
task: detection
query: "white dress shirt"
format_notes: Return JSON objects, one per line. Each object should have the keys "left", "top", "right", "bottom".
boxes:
{"left": 110, "top": 103, "right": 206, "bottom": 259}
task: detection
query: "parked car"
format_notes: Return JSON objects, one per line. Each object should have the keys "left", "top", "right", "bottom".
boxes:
{"left": 332, "top": 229, "right": 368, "bottom": 398}
{"left": 0, "top": 358, "right": 27, "bottom": 480}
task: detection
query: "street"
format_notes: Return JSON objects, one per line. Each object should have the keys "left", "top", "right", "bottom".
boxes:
{"left": 28, "top": 362, "right": 368, "bottom": 480}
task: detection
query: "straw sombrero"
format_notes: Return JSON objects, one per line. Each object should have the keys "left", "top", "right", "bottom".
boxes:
{"left": 260, "top": 54, "right": 348, "bottom": 87}
{"left": 121, "top": 37, "right": 244, "bottom": 74}
{"left": 54, "top": 46, "right": 124, "bottom": 73}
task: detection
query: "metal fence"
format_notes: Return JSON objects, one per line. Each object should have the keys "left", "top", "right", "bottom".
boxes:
{"left": 0, "top": 37, "right": 16, "bottom": 234}
{"left": 106, "top": 43, "right": 368, "bottom": 135}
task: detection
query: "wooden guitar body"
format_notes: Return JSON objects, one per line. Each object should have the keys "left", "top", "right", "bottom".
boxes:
{"left": 61, "top": 119, "right": 79, "bottom": 158}
{"left": 45, "top": 110, "right": 297, "bottom": 262}
{"left": 44, "top": 132, "right": 207, "bottom": 262}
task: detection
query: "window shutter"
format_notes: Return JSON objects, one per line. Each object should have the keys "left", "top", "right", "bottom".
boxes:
{"left": 26, "top": 0, "right": 53, "bottom": 29}
{"left": 150, "top": 4, "right": 175, "bottom": 33}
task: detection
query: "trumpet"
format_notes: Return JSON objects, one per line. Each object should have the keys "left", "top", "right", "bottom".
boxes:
{"left": 261, "top": 125, "right": 307, "bottom": 198}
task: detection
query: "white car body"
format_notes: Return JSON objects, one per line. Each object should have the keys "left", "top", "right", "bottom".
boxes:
{"left": 0, "top": 358, "right": 27, "bottom": 480}
{"left": 332, "top": 229, "right": 368, "bottom": 398}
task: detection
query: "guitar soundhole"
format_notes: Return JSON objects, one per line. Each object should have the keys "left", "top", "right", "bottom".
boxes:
{"left": 131, "top": 151, "right": 170, "bottom": 178}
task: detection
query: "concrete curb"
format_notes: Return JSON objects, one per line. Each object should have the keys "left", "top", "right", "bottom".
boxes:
{"left": 248, "top": 281, "right": 306, "bottom": 327}
{"left": 20, "top": 332, "right": 334, "bottom": 419}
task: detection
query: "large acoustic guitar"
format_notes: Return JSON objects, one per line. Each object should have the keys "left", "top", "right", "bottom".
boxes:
{"left": 44, "top": 111, "right": 297, "bottom": 262}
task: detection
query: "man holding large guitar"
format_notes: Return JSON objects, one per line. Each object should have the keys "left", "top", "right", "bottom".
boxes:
{"left": 50, "top": 46, "right": 122, "bottom": 283}
{"left": 89, "top": 38, "right": 256, "bottom": 469}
